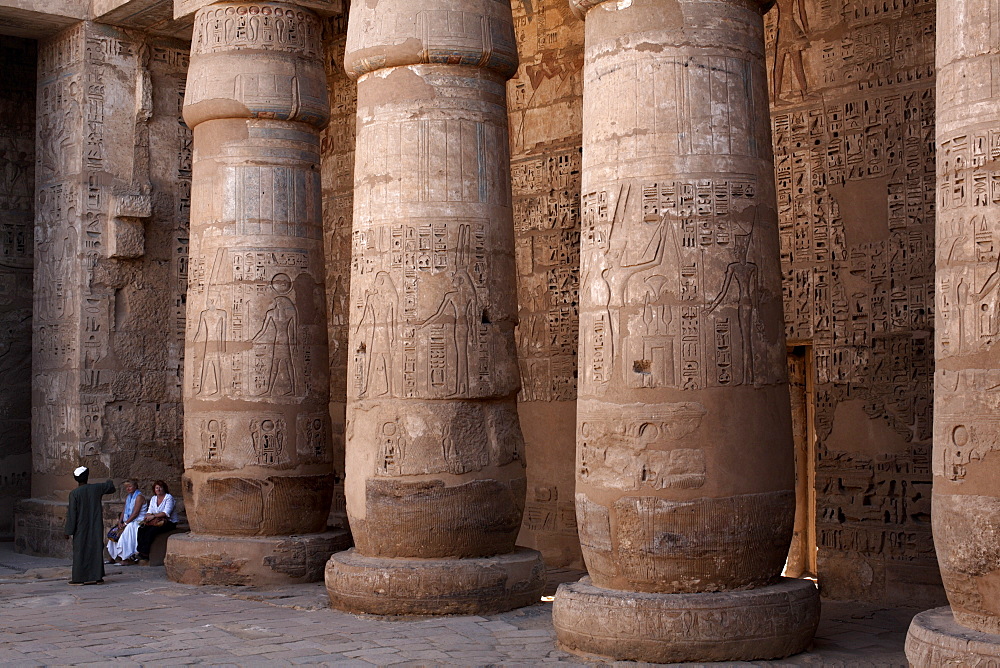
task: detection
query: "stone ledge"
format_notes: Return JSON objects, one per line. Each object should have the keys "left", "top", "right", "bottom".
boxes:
{"left": 906, "top": 606, "right": 1000, "bottom": 667}
{"left": 166, "top": 530, "right": 351, "bottom": 586}
{"left": 325, "top": 547, "right": 546, "bottom": 616}
{"left": 552, "top": 576, "right": 820, "bottom": 663}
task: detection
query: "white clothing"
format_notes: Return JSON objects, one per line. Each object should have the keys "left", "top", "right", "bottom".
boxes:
{"left": 106, "top": 494, "right": 147, "bottom": 560}
{"left": 148, "top": 493, "right": 179, "bottom": 523}
{"left": 107, "top": 520, "right": 142, "bottom": 560}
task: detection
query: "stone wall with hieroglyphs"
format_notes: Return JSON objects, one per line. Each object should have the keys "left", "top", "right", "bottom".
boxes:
{"left": 508, "top": 0, "right": 585, "bottom": 568}
{"left": 321, "top": 12, "right": 353, "bottom": 529}
{"left": 766, "top": 0, "right": 941, "bottom": 604}
{"left": 0, "top": 37, "right": 36, "bottom": 539}
{"left": 30, "top": 23, "right": 188, "bottom": 502}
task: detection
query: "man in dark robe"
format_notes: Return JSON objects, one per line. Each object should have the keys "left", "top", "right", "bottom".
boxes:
{"left": 64, "top": 466, "right": 115, "bottom": 585}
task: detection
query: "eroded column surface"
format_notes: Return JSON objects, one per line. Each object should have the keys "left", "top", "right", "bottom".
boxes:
{"left": 324, "top": 0, "right": 545, "bottom": 615}
{"left": 165, "top": 1, "right": 350, "bottom": 586}
{"left": 551, "top": 0, "right": 818, "bottom": 661}
{"left": 906, "top": 0, "right": 1000, "bottom": 662}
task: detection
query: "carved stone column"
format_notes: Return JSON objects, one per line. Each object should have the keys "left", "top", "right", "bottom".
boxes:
{"left": 906, "top": 0, "right": 1000, "bottom": 662}
{"left": 551, "top": 0, "right": 819, "bottom": 661}
{"left": 165, "top": 0, "right": 350, "bottom": 585}
{"left": 324, "top": 0, "right": 546, "bottom": 615}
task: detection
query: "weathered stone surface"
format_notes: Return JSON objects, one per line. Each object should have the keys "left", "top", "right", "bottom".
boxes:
{"left": 20, "top": 22, "right": 190, "bottom": 551}
{"left": 0, "top": 36, "right": 35, "bottom": 541}
{"left": 768, "top": 0, "right": 939, "bottom": 605}
{"left": 166, "top": 530, "right": 351, "bottom": 586}
{"left": 319, "top": 11, "right": 352, "bottom": 531}
{"left": 553, "top": 576, "right": 820, "bottom": 663}
{"left": 171, "top": 0, "right": 335, "bottom": 584}
{"left": 507, "top": 0, "right": 585, "bottom": 569}
{"left": 327, "top": 0, "right": 542, "bottom": 616}
{"left": 906, "top": 606, "right": 1000, "bottom": 667}
{"left": 325, "top": 547, "right": 545, "bottom": 616}
{"left": 568, "top": 0, "right": 794, "bottom": 594}
{"left": 924, "top": 0, "right": 1000, "bottom": 638}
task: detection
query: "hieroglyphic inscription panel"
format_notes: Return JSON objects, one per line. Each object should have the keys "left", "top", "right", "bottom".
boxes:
{"left": 31, "top": 24, "right": 188, "bottom": 500}
{"left": 320, "top": 11, "right": 354, "bottom": 528}
{"left": 0, "top": 37, "right": 35, "bottom": 538}
{"left": 766, "top": 0, "right": 940, "bottom": 604}
{"left": 508, "top": 0, "right": 585, "bottom": 567}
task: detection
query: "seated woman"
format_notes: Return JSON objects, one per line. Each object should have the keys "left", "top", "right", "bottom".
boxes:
{"left": 105, "top": 479, "right": 146, "bottom": 564}
{"left": 135, "top": 479, "right": 179, "bottom": 564}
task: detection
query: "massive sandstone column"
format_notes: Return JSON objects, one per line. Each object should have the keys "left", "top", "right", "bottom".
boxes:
{"left": 551, "top": 0, "right": 819, "bottom": 662}
{"left": 324, "top": 0, "right": 546, "bottom": 615}
{"left": 906, "top": 0, "right": 1000, "bottom": 662}
{"left": 165, "top": 0, "right": 350, "bottom": 585}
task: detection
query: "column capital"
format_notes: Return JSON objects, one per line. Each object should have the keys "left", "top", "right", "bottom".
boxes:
{"left": 182, "top": 1, "right": 330, "bottom": 129}
{"left": 569, "top": 0, "right": 772, "bottom": 20}
{"left": 174, "top": 0, "right": 343, "bottom": 21}
{"left": 343, "top": 0, "right": 518, "bottom": 81}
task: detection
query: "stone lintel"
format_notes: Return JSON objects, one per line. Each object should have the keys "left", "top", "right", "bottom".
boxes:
{"left": 94, "top": 0, "right": 194, "bottom": 40}
{"left": 906, "top": 606, "right": 1000, "bottom": 667}
{"left": 0, "top": 2, "right": 85, "bottom": 39}
{"left": 165, "top": 531, "right": 352, "bottom": 586}
{"left": 326, "top": 548, "right": 547, "bottom": 616}
{"left": 553, "top": 577, "right": 820, "bottom": 663}
{"left": 173, "top": 0, "right": 343, "bottom": 21}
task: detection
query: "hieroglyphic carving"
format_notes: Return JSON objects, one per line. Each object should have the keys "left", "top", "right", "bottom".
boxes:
{"left": 0, "top": 36, "right": 36, "bottom": 536}
{"left": 28, "top": 25, "right": 190, "bottom": 507}
{"left": 181, "top": 1, "right": 332, "bottom": 539}
{"left": 766, "top": 0, "right": 937, "bottom": 601}
{"left": 580, "top": 179, "right": 783, "bottom": 393}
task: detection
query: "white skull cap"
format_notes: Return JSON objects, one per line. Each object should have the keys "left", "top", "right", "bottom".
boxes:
{"left": 73, "top": 466, "right": 88, "bottom": 477}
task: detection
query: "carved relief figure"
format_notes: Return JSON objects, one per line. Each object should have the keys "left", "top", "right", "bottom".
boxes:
{"left": 707, "top": 207, "right": 761, "bottom": 386}
{"left": 193, "top": 295, "right": 227, "bottom": 396}
{"left": 356, "top": 271, "right": 396, "bottom": 398}
{"left": 252, "top": 273, "right": 297, "bottom": 396}
{"left": 772, "top": 0, "right": 810, "bottom": 102}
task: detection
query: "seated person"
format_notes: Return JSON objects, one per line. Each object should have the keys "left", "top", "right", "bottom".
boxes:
{"left": 136, "top": 480, "right": 179, "bottom": 564}
{"left": 106, "top": 479, "right": 146, "bottom": 564}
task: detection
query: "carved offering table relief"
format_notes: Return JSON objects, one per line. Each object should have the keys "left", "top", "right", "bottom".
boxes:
{"left": 165, "top": 0, "right": 350, "bottom": 586}
{"left": 551, "top": 0, "right": 820, "bottom": 662}
{"left": 906, "top": 0, "right": 1000, "bottom": 662}
{"left": 324, "top": 0, "right": 546, "bottom": 615}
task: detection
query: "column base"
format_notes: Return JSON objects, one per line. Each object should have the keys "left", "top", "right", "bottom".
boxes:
{"left": 325, "top": 547, "right": 546, "bottom": 615}
{"left": 906, "top": 606, "right": 1000, "bottom": 667}
{"left": 553, "top": 576, "right": 820, "bottom": 663}
{"left": 165, "top": 530, "right": 351, "bottom": 586}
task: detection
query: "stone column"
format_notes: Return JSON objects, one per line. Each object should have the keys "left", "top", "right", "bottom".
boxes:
{"left": 165, "top": 0, "right": 350, "bottom": 586}
{"left": 324, "top": 0, "right": 546, "bottom": 615}
{"left": 905, "top": 0, "right": 1000, "bottom": 662}
{"left": 551, "top": 0, "right": 819, "bottom": 662}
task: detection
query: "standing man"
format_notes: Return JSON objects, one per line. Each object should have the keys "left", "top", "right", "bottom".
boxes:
{"left": 64, "top": 466, "right": 115, "bottom": 585}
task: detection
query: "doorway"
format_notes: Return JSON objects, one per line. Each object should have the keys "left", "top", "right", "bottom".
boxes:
{"left": 785, "top": 344, "right": 817, "bottom": 579}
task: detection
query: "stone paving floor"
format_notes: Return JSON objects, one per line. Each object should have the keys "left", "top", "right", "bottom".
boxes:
{"left": 0, "top": 540, "right": 916, "bottom": 666}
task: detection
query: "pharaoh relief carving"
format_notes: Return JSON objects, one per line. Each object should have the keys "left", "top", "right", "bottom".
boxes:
{"left": 580, "top": 179, "right": 782, "bottom": 394}
{"left": 187, "top": 248, "right": 316, "bottom": 403}
{"left": 350, "top": 217, "right": 514, "bottom": 402}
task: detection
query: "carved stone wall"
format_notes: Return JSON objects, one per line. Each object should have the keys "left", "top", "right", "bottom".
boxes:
{"left": 17, "top": 22, "right": 189, "bottom": 556}
{"left": 766, "top": 0, "right": 941, "bottom": 604}
{"left": 320, "top": 12, "right": 352, "bottom": 530}
{"left": 508, "top": 0, "right": 585, "bottom": 569}
{"left": 0, "top": 36, "right": 36, "bottom": 540}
